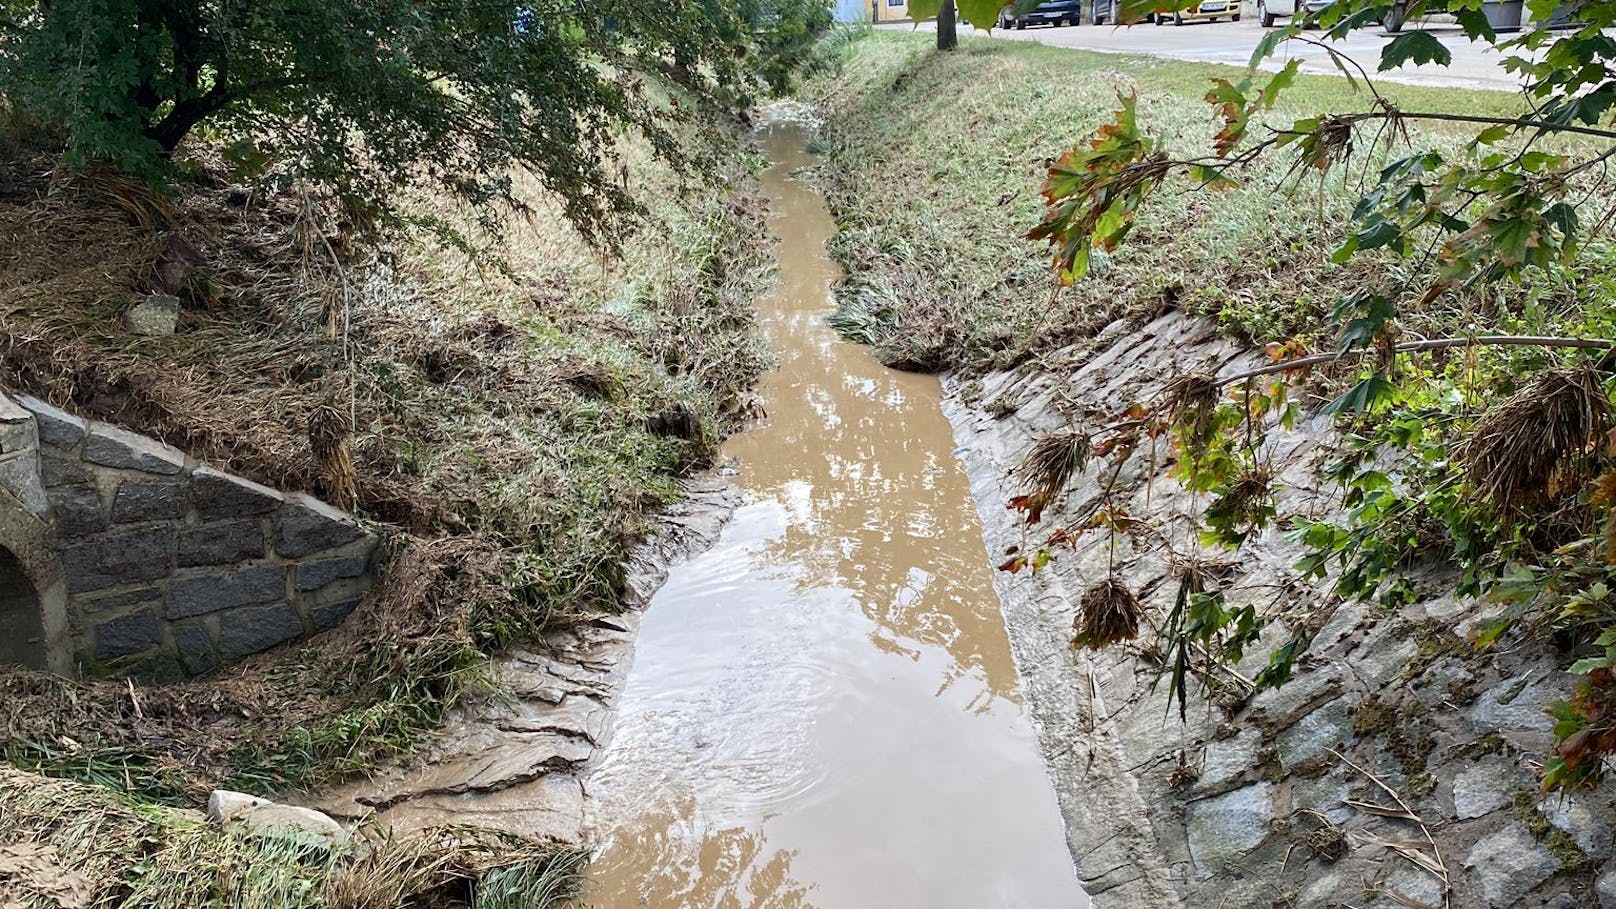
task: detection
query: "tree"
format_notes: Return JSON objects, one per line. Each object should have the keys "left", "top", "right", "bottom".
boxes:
{"left": 0, "top": 0, "right": 816, "bottom": 241}
{"left": 1019, "top": 0, "right": 1616, "bottom": 789}
{"left": 938, "top": 0, "right": 959, "bottom": 50}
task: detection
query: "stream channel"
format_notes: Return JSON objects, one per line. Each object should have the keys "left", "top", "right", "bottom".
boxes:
{"left": 581, "top": 107, "right": 1088, "bottom": 909}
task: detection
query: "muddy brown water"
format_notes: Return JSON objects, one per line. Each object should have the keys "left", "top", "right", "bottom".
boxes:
{"left": 581, "top": 109, "right": 1088, "bottom": 909}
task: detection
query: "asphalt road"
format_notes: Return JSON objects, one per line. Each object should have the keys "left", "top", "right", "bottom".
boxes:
{"left": 890, "top": 16, "right": 1526, "bottom": 91}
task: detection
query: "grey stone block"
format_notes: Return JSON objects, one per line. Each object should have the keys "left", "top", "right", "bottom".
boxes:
{"left": 217, "top": 602, "right": 305, "bottom": 660}
{"left": 192, "top": 466, "right": 282, "bottom": 518}
{"left": 177, "top": 520, "right": 265, "bottom": 567}
{"left": 0, "top": 456, "right": 48, "bottom": 517}
{"left": 295, "top": 556, "right": 368, "bottom": 592}
{"left": 275, "top": 494, "right": 365, "bottom": 558}
{"left": 61, "top": 528, "right": 174, "bottom": 593}
{"left": 173, "top": 624, "right": 219, "bottom": 674}
{"left": 312, "top": 599, "right": 360, "bottom": 632}
{"left": 1464, "top": 821, "right": 1559, "bottom": 907}
{"left": 1185, "top": 783, "right": 1274, "bottom": 878}
{"left": 47, "top": 487, "right": 105, "bottom": 538}
{"left": 84, "top": 424, "right": 184, "bottom": 475}
{"left": 111, "top": 481, "right": 189, "bottom": 523}
{"left": 94, "top": 608, "right": 163, "bottom": 660}
{"left": 124, "top": 293, "right": 181, "bottom": 337}
{"left": 40, "top": 454, "right": 90, "bottom": 487}
{"left": 79, "top": 586, "right": 162, "bottom": 614}
{"left": 17, "top": 395, "right": 86, "bottom": 448}
{"left": 0, "top": 395, "right": 36, "bottom": 455}
{"left": 168, "top": 565, "right": 286, "bottom": 618}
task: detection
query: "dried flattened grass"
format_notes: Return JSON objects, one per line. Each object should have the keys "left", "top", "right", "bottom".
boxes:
{"left": 1072, "top": 578, "right": 1143, "bottom": 650}
{"left": 1017, "top": 427, "right": 1091, "bottom": 502}
{"left": 1458, "top": 367, "right": 1613, "bottom": 509}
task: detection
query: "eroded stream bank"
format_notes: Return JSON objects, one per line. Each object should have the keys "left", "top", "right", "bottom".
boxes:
{"left": 580, "top": 109, "right": 1087, "bottom": 907}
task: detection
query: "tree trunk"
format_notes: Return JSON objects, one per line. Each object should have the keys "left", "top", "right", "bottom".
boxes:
{"left": 938, "top": 0, "right": 958, "bottom": 49}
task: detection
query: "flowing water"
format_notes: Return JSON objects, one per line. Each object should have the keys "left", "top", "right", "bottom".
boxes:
{"left": 582, "top": 109, "right": 1088, "bottom": 909}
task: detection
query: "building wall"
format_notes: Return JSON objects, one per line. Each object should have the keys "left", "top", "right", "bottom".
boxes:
{"left": 0, "top": 390, "right": 381, "bottom": 677}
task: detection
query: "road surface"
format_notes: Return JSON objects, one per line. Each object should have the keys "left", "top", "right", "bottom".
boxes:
{"left": 891, "top": 16, "right": 1528, "bottom": 91}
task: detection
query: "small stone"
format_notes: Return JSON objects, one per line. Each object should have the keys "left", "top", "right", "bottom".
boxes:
{"left": 16, "top": 395, "right": 86, "bottom": 448}
{"left": 1452, "top": 759, "right": 1523, "bottom": 820}
{"left": 311, "top": 599, "right": 360, "bottom": 632}
{"left": 83, "top": 424, "right": 184, "bottom": 475}
{"left": 46, "top": 487, "right": 105, "bottom": 538}
{"left": 295, "top": 556, "right": 368, "bottom": 592}
{"left": 94, "top": 608, "right": 163, "bottom": 660}
{"left": 167, "top": 565, "right": 284, "bottom": 618}
{"left": 176, "top": 520, "right": 265, "bottom": 567}
{"left": 191, "top": 466, "right": 281, "bottom": 518}
{"left": 1464, "top": 821, "right": 1559, "bottom": 907}
{"left": 1543, "top": 792, "right": 1616, "bottom": 861}
{"left": 1185, "top": 782, "right": 1274, "bottom": 878}
{"left": 61, "top": 528, "right": 174, "bottom": 593}
{"left": 123, "top": 293, "right": 181, "bottom": 337}
{"left": 173, "top": 624, "right": 219, "bottom": 675}
{"left": 216, "top": 602, "right": 304, "bottom": 659}
{"left": 274, "top": 493, "right": 366, "bottom": 558}
{"left": 111, "top": 481, "right": 189, "bottom": 523}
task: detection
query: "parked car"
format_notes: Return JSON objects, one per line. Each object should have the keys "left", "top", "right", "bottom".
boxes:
{"left": 999, "top": 0, "right": 1082, "bottom": 27}
{"left": 1152, "top": 0, "right": 1241, "bottom": 23}
{"left": 1254, "top": 0, "right": 1331, "bottom": 26}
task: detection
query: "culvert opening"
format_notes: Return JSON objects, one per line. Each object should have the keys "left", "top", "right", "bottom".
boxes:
{"left": 0, "top": 545, "right": 46, "bottom": 670}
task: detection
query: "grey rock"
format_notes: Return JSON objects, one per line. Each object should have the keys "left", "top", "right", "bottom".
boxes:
{"left": 94, "top": 608, "right": 163, "bottom": 660}
{"left": 1198, "top": 728, "right": 1260, "bottom": 792}
{"left": 0, "top": 456, "right": 48, "bottom": 518}
{"left": 0, "top": 396, "right": 35, "bottom": 455}
{"left": 177, "top": 520, "right": 265, "bottom": 567}
{"left": 1292, "top": 770, "right": 1354, "bottom": 825}
{"left": 1452, "top": 759, "right": 1523, "bottom": 820}
{"left": 207, "top": 789, "right": 270, "bottom": 822}
{"left": 123, "top": 293, "right": 181, "bottom": 337}
{"left": 1251, "top": 665, "right": 1342, "bottom": 723}
{"left": 168, "top": 565, "right": 285, "bottom": 618}
{"left": 274, "top": 493, "right": 366, "bottom": 558}
{"left": 295, "top": 556, "right": 368, "bottom": 592}
{"left": 40, "top": 454, "right": 89, "bottom": 487}
{"left": 1598, "top": 867, "right": 1616, "bottom": 909}
{"left": 111, "top": 481, "right": 188, "bottom": 523}
{"left": 229, "top": 804, "right": 348, "bottom": 850}
{"left": 1469, "top": 676, "right": 1564, "bottom": 749}
{"left": 17, "top": 395, "right": 86, "bottom": 448}
{"left": 83, "top": 424, "right": 184, "bottom": 475}
{"left": 1277, "top": 697, "right": 1350, "bottom": 768}
{"left": 47, "top": 487, "right": 106, "bottom": 538}
{"left": 1463, "top": 821, "right": 1559, "bottom": 907}
{"left": 311, "top": 599, "right": 359, "bottom": 632}
{"left": 61, "top": 528, "right": 174, "bottom": 593}
{"left": 173, "top": 624, "right": 219, "bottom": 675}
{"left": 1375, "top": 861, "right": 1446, "bottom": 909}
{"left": 1185, "top": 782, "right": 1274, "bottom": 878}
{"left": 79, "top": 587, "right": 162, "bottom": 614}
{"left": 216, "top": 602, "right": 304, "bottom": 659}
{"left": 191, "top": 466, "right": 281, "bottom": 518}
{"left": 1543, "top": 792, "right": 1616, "bottom": 861}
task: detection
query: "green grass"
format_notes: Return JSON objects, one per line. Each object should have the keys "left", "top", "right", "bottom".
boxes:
{"left": 803, "top": 30, "right": 1554, "bottom": 374}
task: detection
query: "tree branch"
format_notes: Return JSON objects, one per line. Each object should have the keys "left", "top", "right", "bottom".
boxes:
{"left": 1217, "top": 334, "right": 1616, "bottom": 386}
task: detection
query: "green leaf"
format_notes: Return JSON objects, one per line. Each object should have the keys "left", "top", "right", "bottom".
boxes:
{"left": 1248, "top": 26, "right": 1294, "bottom": 70}
{"left": 1570, "top": 655, "right": 1616, "bottom": 675}
{"left": 1320, "top": 375, "right": 1396, "bottom": 415}
{"left": 908, "top": 0, "right": 944, "bottom": 20}
{"left": 957, "top": 0, "right": 1010, "bottom": 28}
{"left": 1380, "top": 31, "right": 1453, "bottom": 71}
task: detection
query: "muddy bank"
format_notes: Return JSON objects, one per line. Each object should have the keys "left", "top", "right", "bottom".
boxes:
{"left": 314, "top": 477, "right": 739, "bottom": 841}
{"left": 942, "top": 312, "right": 1616, "bottom": 908}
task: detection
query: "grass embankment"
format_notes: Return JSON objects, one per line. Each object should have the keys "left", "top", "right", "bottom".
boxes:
{"left": 804, "top": 30, "right": 1603, "bottom": 377}
{"left": 0, "top": 120, "right": 770, "bottom": 902}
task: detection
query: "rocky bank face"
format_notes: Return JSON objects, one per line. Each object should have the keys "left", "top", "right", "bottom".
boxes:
{"left": 942, "top": 311, "right": 1616, "bottom": 909}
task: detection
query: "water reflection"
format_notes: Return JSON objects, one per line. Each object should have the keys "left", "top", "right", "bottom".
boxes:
{"left": 583, "top": 110, "right": 1087, "bottom": 909}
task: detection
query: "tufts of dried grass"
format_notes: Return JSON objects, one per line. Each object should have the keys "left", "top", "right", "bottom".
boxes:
{"left": 1072, "top": 578, "right": 1143, "bottom": 650}
{"left": 1017, "top": 427, "right": 1091, "bottom": 503}
{"left": 1457, "top": 367, "right": 1613, "bottom": 509}
{"left": 0, "top": 765, "right": 585, "bottom": 909}
{"left": 1162, "top": 371, "right": 1221, "bottom": 441}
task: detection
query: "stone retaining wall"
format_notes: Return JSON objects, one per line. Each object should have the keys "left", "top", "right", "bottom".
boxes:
{"left": 0, "top": 390, "right": 380, "bottom": 677}
{"left": 944, "top": 312, "right": 1616, "bottom": 908}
